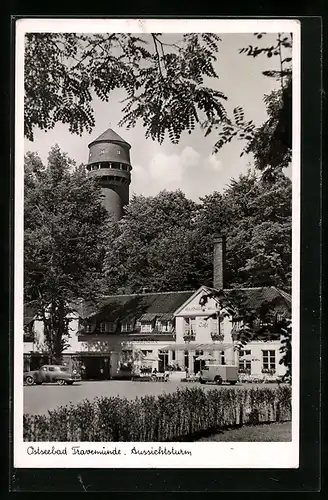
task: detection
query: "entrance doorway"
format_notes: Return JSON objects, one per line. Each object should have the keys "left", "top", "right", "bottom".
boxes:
{"left": 193, "top": 350, "right": 204, "bottom": 374}
{"left": 158, "top": 350, "right": 169, "bottom": 373}
{"left": 82, "top": 356, "right": 110, "bottom": 380}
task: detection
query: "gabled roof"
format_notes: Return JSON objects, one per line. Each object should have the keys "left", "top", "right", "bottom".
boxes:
{"left": 75, "top": 291, "right": 195, "bottom": 322}
{"left": 88, "top": 128, "right": 131, "bottom": 148}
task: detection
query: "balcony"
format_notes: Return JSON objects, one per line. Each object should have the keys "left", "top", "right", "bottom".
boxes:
{"left": 183, "top": 330, "right": 196, "bottom": 342}
{"left": 210, "top": 332, "right": 224, "bottom": 342}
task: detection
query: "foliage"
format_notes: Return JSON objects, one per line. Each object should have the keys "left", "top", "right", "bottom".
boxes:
{"left": 24, "top": 146, "right": 109, "bottom": 361}
{"left": 279, "top": 319, "right": 292, "bottom": 380}
{"left": 25, "top": 33, "right": 227, "bottom": 144}
{"left": 196, "top": 170, "right": 292, "bottom": 289}
{"left": 23, "top": 385, "right": 291, "bottom": 442}
{"left": 103, "top": 190, "right": 201, "bottom": 293}
{"left": 102, "top": 170, "right": 291, "bottom": 293}
{"left": 202, "top": 33, "right": 292, "bottom": 175}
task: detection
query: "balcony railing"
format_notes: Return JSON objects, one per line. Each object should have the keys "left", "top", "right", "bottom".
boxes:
{"left": 210, "top": 332, "right": 224, "bottom": 341}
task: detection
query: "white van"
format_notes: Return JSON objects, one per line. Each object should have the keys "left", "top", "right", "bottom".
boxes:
{"left": 199, "top": 364, "right": 238, "bottom": 385}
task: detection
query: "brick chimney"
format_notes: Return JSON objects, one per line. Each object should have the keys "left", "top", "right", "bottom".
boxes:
{"left": 213, "top": 234, "right": 226, "bottom": 290}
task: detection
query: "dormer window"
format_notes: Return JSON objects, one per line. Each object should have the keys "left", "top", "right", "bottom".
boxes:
{"left": 99, "top": 322, "right": 116, "bottom": 333}
{"left": 140, "top": 322, "right": 153, "bottom": 333}
{"left": 121, "top": 322, "right": 133, "bottom": 332}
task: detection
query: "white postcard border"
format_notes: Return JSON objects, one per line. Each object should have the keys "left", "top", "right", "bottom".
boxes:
{"left": 14, "top": 18, "right": 301, "bottom": 469}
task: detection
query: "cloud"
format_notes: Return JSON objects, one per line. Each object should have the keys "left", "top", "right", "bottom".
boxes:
{"left": 131, "top": 146, "right": 225, "bottom": 201}
{"left": 206, "top": 154, "right": 222, "bottom": 171}
{"left": 148, "top": 146, "right": 201, "bottom": 185}
{"left": 180, "top": 146, "right": 201, "bottom": 168}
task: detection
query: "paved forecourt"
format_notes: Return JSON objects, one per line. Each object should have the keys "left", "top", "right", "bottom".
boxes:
{"left": 23, "top": 380, "right": 280, "bottom": 415}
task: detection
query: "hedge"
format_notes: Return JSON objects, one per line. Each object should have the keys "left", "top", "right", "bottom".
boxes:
{"left": 24, "top": 385, "right": 291, "bottom": 442}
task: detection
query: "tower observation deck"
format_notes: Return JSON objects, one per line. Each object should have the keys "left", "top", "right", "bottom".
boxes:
{"left": 86, "top": 128, "right": 132, "bottom": 221}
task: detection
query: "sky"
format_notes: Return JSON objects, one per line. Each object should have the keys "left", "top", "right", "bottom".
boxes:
{"left": 24, "top": 33, "right": 288, "bottom": 202}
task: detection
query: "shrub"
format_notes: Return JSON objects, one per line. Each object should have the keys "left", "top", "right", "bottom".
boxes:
{"left": 23, "top": 385, "right": 292, "bottom": 442}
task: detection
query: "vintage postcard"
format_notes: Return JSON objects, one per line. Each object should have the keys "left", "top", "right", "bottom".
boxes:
{"left": 14, "top": 18, "right": 300, "bottom": 468}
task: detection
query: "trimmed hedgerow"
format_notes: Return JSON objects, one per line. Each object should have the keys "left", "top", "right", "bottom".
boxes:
{"left": 23, "top": 385, "right": 291, "bottom": 442}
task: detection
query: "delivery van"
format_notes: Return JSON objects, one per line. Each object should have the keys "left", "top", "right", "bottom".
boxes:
{"left": 199, "top": 364, "right": 238, "bottom": 385}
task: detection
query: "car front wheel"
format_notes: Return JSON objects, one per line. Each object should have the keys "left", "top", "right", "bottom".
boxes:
{"left": 25, "top": 376, "right": 34, "bottom": 386}
{"left": 199, "top": 378, "right": 206, "bottom": 385}
{"left": 214, "top": 375, "right": 223, "bottom": 385}
{"left": 57, "top": 379, "right": 65, "bottom": 385}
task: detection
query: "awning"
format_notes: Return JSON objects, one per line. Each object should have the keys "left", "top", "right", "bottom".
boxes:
{"left": 161, "top": 344, "right": 198, "bottom": 351}
{"left": 197, "top": 343, "right": 234, "bottom": 351}
{"left": 139, "top": 313, "right": 157, "bottom": 322}
{"left": 161, "top": 343, "right": 234, "bottom": 352}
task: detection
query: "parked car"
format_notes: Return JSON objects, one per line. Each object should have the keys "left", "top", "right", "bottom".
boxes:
{"left": 199, "top": 364, "right": 238, "bottom": 385}
{"left": 24, "top": 365, "right": 81, "bottom": 386}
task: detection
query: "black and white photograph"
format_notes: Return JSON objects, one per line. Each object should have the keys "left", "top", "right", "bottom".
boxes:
{"left": 14, "top": 18, "right": 300, "bottom": 468}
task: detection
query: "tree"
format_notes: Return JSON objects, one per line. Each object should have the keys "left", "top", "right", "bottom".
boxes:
{"left": 102, "top": 190, "right": 202, "bottom": 293}
{"left": 195, "top": 170, "right": 292, "bottom": 290}
{"left": 102, "top": 169, "right": 291, "bottom": 294}
{"left": 24, "top": 146, "right": 109, "bottom": 361}
{"left": 25, "top": 33, "right": 227, "bottom": 143}
{"left": 202, "top": 33, "right": 292, "bottom": 177}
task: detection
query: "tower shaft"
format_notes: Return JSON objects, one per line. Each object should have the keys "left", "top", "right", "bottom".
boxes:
{"left": 86, "top": 128, "right": 132, "bottom": 221}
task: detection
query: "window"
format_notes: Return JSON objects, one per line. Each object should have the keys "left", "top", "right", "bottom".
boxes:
{"left": 184, "top": 317, "right": 196, "bottom": 330}
{"left": 212, "top": 315, "right": 224, "bottom": 333}
{"left": 262, "top": 350, "right": 276, "bottom": 371}
{"left": 85, "top": 324, "right": 92, "bottom": 333}
{"left": 135, "top": 320, "right": 141, "bottom": 330}
{"left": 184, "top": 317, "right": 196, "bottom": 337}
{"left": 48, "top": 366, "right": 56, "bottom": 372}
{"left": 172, "top": 350, "right": 176, "bottom": 361}
{"left": 121, "top": 323, "right": 133, "bottom": 332}
{"left": 239, "top": 349, "right": 251, "bottom": 372}
{"left": 155, "top": 320, "right": 172, "bottom": 332}
{"left": 141, "top": 350, "right": 153, "bottom": 356}
{"left": 140, "top": 322, "right": 152, "bottom": 333}
{"left": 100, "top": 322, "right": 116, "bottom": 333}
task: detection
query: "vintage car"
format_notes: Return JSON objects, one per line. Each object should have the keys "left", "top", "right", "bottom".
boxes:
{"left": 24, "top": 365, "right": 81, "bottom": 386}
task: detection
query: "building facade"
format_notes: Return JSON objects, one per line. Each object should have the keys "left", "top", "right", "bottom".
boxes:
{"left": 24, "top": 285, "right": 291, "bottom": 379}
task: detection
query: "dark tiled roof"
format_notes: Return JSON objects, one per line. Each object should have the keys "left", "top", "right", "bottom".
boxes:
{"left": 75, "top": 286, "right": 291, "bottom": 322}
{"left": 203, "top": 286, "right": 291, "bottom": 316}
{"left": 88, "top": 128, "right": 131, "bottom": 148}
{"left": 75, "top": 291, "right": 195, "bottom": 322}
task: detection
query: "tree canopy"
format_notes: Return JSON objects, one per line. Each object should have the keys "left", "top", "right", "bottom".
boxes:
{"left": 25, "top": 33, "right": 226, "bottom": 144}
{"left": 102, "top": 171, "right": 292, "bottom": 294}
{"left": 202, "top": 33, "right": 292, "bottom": 177}
{"left": 24, "top": 146, "right": 109, "bottom": 360}
{"left": 25, "top": 32, "right": 293, "bottom": 178}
